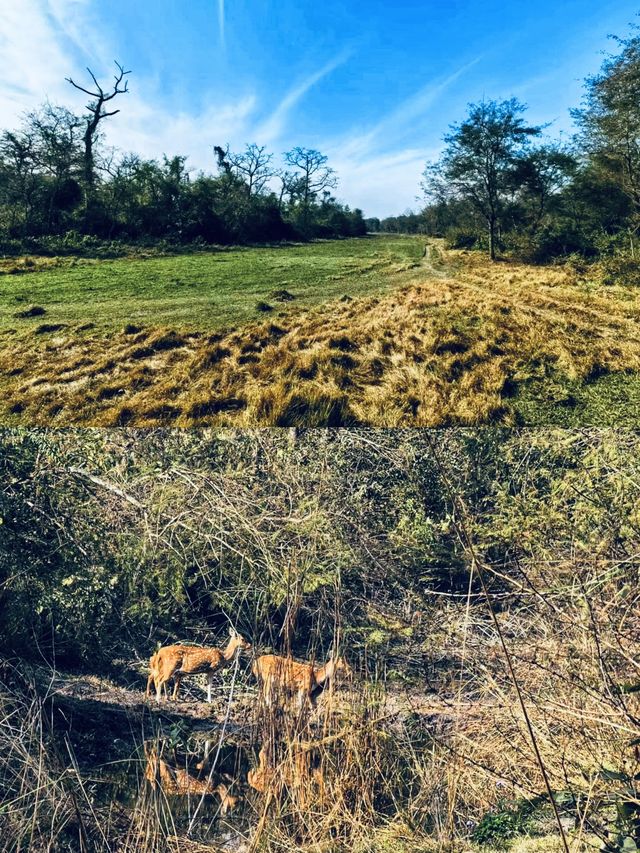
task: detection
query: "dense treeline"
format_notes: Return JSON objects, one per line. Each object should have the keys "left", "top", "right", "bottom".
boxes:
{"left": 0, "top": 65, "right": 366, "bottom": 252}
{"left": 375, "top": 26, "right": 640, "bottom": 266}
{"left": 424, "top": 29, "right": 640, "bottom": 262}
{"left": 364, "top": 211, "right": 426, "bottom": 235}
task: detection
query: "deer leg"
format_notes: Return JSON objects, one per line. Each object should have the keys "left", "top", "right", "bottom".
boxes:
{"left": 156, "top": 677, "right": 164, "bottom": 704}
{"left": 172, "top": 673, "right": 182, "bottom": 701}
{"left": 146, "top": 672, "right": 154, "bottom": 698}
{"left": 267, "top": 677, "right": 277, "bottom": 708}
{"left": 297, "top": 690, "right": 306, "bottom": 712}
{"left": 206, "top": 671, "right": 214, "bottom": 703}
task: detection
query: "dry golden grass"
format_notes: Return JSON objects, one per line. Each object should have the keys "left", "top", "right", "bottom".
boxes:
{"left": 3, "top": 244, "right": 640, "bottom": 426}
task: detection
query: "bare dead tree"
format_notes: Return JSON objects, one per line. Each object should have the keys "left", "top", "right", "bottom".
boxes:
{"left": 225, "top": 143, "right": 275, "bottom": 196}
{"left": 284, "top": 147, "right": 337, "bottom": 208}
{"left": 66, "top": 61, "right": 131, "bottom": 190}
{"left": 284, "top": 147, "right": 337, "bottom": 228}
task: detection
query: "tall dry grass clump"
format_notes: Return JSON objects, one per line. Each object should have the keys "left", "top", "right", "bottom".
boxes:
{"left": 246, "top": 674, "right": 422, "bottom": 852}
{"left": 0, "top": 665, "right": 107, "bottom": 852}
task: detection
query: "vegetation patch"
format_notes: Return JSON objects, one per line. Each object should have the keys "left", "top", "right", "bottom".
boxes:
{"left": 34, "top": 322, "right": 66, "bottom": 333}
{"left": 270, "top": 288, "right": 296, "bottom": 301}
{"left": 188, "top": 396, "right": 247, "bottom": 418}
{"left": 4, "top": 239, "right": 640, "bottom": 426}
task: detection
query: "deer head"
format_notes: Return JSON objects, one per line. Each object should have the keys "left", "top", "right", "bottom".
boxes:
{"left": 333, "top": 656, "right": 352, "bottom": 677}
{"left": 225, "top": 628, "right": 251, "bottom": 658}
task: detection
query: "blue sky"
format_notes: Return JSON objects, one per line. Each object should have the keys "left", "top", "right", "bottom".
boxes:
{"left": 0, "top": 0, "right": 638, "bottom": 216}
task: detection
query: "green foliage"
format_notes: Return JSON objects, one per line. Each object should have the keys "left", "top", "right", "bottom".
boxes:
{"left": 424, "top": 98, "right": 541, "bottom": 259}
{"left": 600, "top": 256, "right": 640, "bottom": 286}
{"left": 444, "top": 227, "right": 477, "bottom": 249}
{"left": 573, "top": 30, "right": 640, "bottom": 235}
{"left": 419, "top": 23, "right": 640, "bottom": 264}
{"left": 0, "top": 103, "right": 365, "bottom": 247}
{"left": 0, "top": 234, "right": 421, "bottom": 335}
{"left": 598, "top": 765, "right": 640, "bottom": 852}
{"left": 1, "top": 429, "right": 640, "bottom": 851}
{"left": 472, "top": 798, "right": 536, "bottom": 847}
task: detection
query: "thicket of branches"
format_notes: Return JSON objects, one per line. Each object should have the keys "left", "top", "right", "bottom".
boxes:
{"left": 370, "top": 25, "right": 640, "bottom": 267}
{"left": 1, "top": 429, "right": 639, "bottom": 675}
{"left": 0, "top": 64, "right": 366, "bottom": 253}
{"left": 0, "top": 429, "right": 639, "bottom": 850}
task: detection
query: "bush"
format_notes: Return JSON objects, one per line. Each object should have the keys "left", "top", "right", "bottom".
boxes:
{"left": 504, "top": 226, "right": 598, "bottom": 264}
{"left": 444, "top": 227, "right": 478, "bottom": 249}
{"left": 600, "top": 255, "right": 640, "bottom": 286}
{"left": 472, "top": 798, "right": 537, "bottom": 847}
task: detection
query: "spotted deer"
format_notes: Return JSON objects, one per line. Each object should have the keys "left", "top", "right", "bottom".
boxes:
{"left": 252, "top": 653, "right": 351, "bottom": 710}
{"left": 146, "top": 628, "right": 251, "bottom": 703}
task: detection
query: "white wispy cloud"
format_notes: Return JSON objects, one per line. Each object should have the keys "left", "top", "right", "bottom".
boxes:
{"left": 106, "top": 95, "right": 257, "bottom": 169}
{"left": 334, "top": 57, "right": 481, "bottom": 162}
{"left": 254, "top": 51, "right": 351, "bottom": 144}
{"left": 318, "top": 58, "right": 480, "bottom": 216}
{"left": 0, "top": 0, "right": 81, "bottom": 123}
{"left": 218, "top": 0, "right": 225, "bottom": 49}
{"left": 0, "top": 3, "right": 474, "bottom": 216}
{"left": 0, "top": 0, "right": 256, "bottom": 171}
{"left": 330, "top": 147, "right": 438, "bottom": 218}
{"left": 47, "top": 0, "right": 109, "bottom": 65}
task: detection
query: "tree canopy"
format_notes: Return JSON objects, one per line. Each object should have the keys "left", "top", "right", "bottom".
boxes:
{"left": 0, "top": 70, "right": 366, "bottom": 250}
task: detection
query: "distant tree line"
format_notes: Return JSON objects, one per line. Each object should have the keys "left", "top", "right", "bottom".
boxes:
{"left": 364, "top": 212, "right": 426, "bottom": 234}
{"left": 0, "top": 64, "right": 366, "bottom": 252}
{"left": 417, "top": 27, "right": 640, "bottom": 262}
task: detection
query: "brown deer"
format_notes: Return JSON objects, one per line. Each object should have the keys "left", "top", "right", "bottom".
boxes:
{"left": 146, "top": 628, "right": 251, "bottom": 703}
{"left": 144, "top": 746, "right": 240, "bottom": 813}
{"left": 252, "top": 654, "right": 351, "bottom": 710}
{"left": 247, "top": 744, "right": 324, "bottom": 807}
{"left": 247, "top": 745, "right": 273, "bottom": 793}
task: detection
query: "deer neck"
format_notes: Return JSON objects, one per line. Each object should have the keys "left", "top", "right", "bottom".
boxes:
{"left": 314, "top": 658, "right": 335, "bottom": 687}
{"left": 222, "top": 637, "right": 240, "bottom": 662}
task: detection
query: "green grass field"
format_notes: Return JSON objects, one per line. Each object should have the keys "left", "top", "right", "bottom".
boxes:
{"left": 1, "top": 235, "right": 423, "bottom": 335}
{"left": 3, "top": 234, "right": 640, "bottom": 427}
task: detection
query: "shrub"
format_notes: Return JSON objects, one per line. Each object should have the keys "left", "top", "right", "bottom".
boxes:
{"left": 600, "top": 256, "right": 640, "bottom": 287}
{"left": 444, "top": 227, "right": 478, "bottom": 250}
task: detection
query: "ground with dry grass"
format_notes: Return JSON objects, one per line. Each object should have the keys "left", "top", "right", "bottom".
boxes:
{"left": 2, "top": 238, "right": 640, "bottom": 425}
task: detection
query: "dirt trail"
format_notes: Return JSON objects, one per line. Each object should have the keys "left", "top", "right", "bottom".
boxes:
{"left": 421, "top": 242, "right": 459, "bottom": 280}
{"left": 40, "top": 667, "right": 255, "bottom": 734}
{"left": 41, "top": 665, "right": 487, "bottom": 737}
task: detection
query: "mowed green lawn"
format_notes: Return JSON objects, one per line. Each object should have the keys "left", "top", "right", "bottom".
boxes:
{"left": 1, "top": 235, "right": 424, "bottom": 335}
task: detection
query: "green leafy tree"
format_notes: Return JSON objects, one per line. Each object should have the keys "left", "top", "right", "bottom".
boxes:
{"left": 423, "top": 98, "right": 541, "bottom": 259}
{"left": 573, "top": 30, "right": 640, "bottom": 256}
